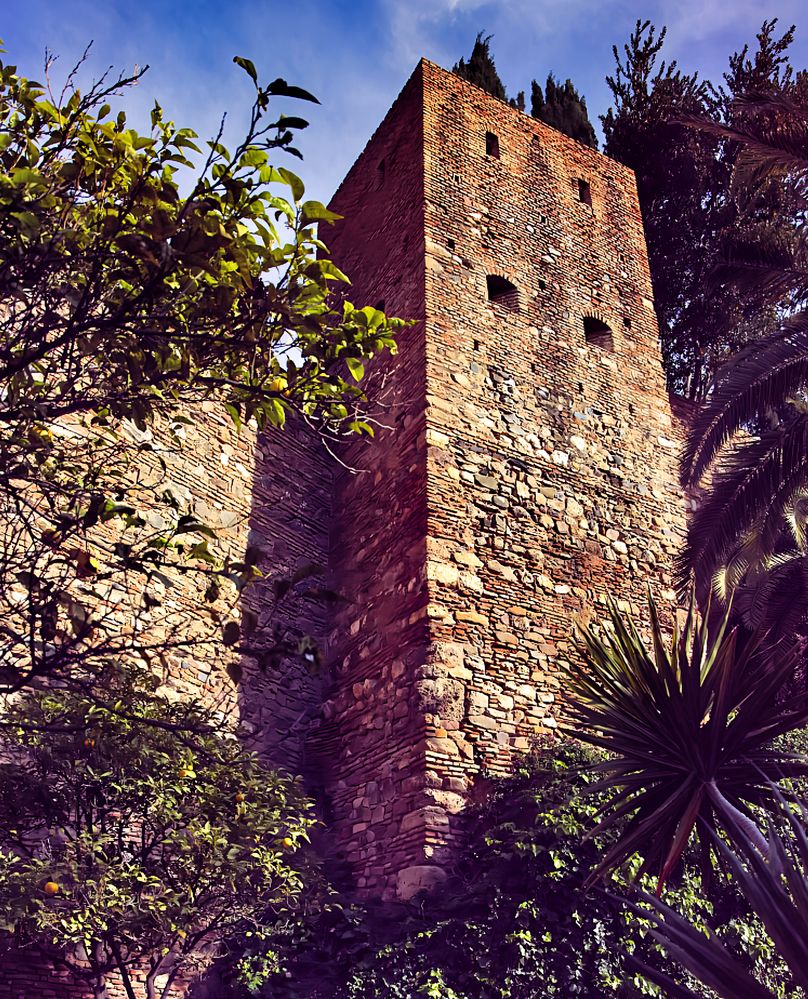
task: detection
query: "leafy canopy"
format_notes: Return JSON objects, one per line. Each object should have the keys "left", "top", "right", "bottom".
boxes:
{"left": 0, "top": 46, "right": 406, "bottom": 693}
{"left": 0, "top": 665, "right": 317, "bottom": 999}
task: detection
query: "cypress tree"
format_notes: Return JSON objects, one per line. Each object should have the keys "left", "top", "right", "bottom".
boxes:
{"left": 531, "top": 73, "right": 598, "bottom": 148}
{"left": 453, "top": 32, "right": 507, "bottom": 101}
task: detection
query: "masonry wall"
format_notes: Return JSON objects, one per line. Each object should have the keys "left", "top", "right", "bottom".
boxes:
{"left": 417, "top": 61, "right": 687, "bottom": 860}
{"left": 307, "top": 65, "right": 434, "bottom": 898}
{"left": 317, "top": 60, "right": 687, "bottom": 898}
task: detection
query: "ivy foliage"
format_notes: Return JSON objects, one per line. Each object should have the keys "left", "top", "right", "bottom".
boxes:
{"left": 0, "top": 665, "right": 319, "bottom": 999}
{"left": 230, "top": 743, "right": 788, "bottom": 998}
{"left": 0, "top": 45, "right": 407, "bottom": 694}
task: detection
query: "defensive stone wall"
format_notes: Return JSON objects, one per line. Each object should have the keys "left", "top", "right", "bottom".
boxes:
{"left": 314, "top": 60, "right": 687, "bottom": 899}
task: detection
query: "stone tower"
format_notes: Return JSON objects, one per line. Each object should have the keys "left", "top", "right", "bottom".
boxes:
{"left": 307, "top": 59, "right": 686, "bottom": 902}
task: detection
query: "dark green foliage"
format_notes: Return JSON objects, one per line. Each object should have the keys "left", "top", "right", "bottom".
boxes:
{"left": 568, "top": 594, "right": 808, "bottom": 888}
{"left": 603, "top": 19, "right": 799, "bottom": 399}
{"left": 676, "top": 85, "right": 808, "bottom": 624}
{"left": 531, "top": 74, "right": 598, "bottom": 148}
{"left": 453, "top": 34, "right": 598, "bottom": 148}
{"left": 452, "top": 33, "right": 506, "bottom": 101}
{"left": 218, "top": 744, "right": 788, "bottom": 998}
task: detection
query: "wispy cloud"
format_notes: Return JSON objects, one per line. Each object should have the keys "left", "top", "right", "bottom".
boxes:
{"left": 4, "top": 0, "right": 808, "bottom": 205}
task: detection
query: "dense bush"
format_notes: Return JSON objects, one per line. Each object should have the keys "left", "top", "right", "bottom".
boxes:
{"left": 214, "top": 741, "right": 790, "bottom": 998}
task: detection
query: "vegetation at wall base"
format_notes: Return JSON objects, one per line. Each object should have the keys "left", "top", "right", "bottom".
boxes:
{"left": 0, "top": 665, "right": 319, "bottom": 999}
{"left": 205, "top": 742, "right": 791, "bottom": 998}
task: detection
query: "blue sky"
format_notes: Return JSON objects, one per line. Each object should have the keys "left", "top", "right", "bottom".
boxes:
{"left": 4, "top": 1, "right": 807, "bottom": 204}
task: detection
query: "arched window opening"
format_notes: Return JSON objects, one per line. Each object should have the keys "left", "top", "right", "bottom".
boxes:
{"left": 487, "top": 275, "right": 519, "bottom": 311}
{"left": 583, "top": 316, "right": 614, "bottom": 351}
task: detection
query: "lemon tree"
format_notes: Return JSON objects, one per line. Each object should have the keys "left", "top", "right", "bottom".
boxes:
{"left": 0, "top": 666, "right": 317, "bottom": 999}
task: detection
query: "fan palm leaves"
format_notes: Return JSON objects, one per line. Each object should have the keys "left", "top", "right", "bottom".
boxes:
{"left": 678, "top": 90, "right": 808, "bottom": 597}
{"left": 566, "top": 593, "right": 808, "bottom": 890}
{"left": 626, "top": 800, "right": 808, "bottom": 998}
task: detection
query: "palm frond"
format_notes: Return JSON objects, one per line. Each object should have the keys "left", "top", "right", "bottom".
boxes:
{"left": 678, "top": 414, "right": 808, "bottom": 588}
{"left": 680, "top": 330, "right": 808, "bottom": 488}
{"left": 712, "top": 230, "right": 808, "bottom": 302}
{"left": 678, "top": 98, "right": 808, "bottom": 187}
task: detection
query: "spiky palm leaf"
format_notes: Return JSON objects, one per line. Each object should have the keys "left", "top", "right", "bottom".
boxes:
{"left": 679, "top": 89, "right": 808, "bottom": 594}
{"left": 626, "top": 801, "right": 808, "bottom": 998}
{"left": 566, "top": 594, "right": 808, "bottom": 890}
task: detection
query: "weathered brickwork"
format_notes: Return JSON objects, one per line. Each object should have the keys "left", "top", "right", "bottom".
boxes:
{"left": 315, "top": 60, "right": 687, "bottom": 899}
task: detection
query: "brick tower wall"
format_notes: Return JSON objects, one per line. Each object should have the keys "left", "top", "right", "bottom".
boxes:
{"left": 306, "top": 66, "right": 434, "bottom": 897}
{"left": 417, "top": 61, "right": 686, "bottom": 860}
{"left": 317, "top": 60, "right": 686, "bottom": 899}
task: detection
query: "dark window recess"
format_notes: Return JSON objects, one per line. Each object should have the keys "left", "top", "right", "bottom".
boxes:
{"left": 376, "top": 159, "right": 386, "bottom": 189}
{"left": 375, "top": 300, "right": 385, "bottom": 312}
{"left": 452, "top": 172, "right": 461, "bottom": 185}
{"left": 538, "top": 278, "right": 547, "bottom": 291}
{"left": 473, "top": 339, "right": 481, "bottom": 352}
{"left": 578, "top": 179, "right": 592, "bottom": 206}
{"left": 583, "top": 316, "right": 614, "bottom": 351}
{"left": 485, "top": 131, "right": 500, "bottom": 159}
{"left": 447, "top": 238, "right": 456, "bottom": 251}
{"left": 487, "top": 275, "right": 519, "bottom": 311}
{"left": 623, "top": 316, "right": 632, "bottom": 329}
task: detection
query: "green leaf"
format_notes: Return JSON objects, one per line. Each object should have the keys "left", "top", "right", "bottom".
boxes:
{"left": 300, "top": 201, "right": 342, "bottom": 226}
{"left": 277, "top": 167, "right": 304, "bottom": 203}
{"left": 233, "top": 56, "right": 258, "bottom": 85}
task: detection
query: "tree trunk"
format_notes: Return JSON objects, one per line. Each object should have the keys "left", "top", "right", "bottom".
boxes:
{"left": 108, "top": 940, "right": 139, "bottom": 999}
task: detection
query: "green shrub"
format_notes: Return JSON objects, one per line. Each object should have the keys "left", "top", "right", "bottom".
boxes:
{"left": 242, "top": 741, "right": 789, "bottom": 998}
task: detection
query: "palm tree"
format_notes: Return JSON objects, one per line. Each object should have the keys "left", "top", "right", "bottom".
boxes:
{"left": 678, "top": 90, "right": 808, "bottom": 613}
{"left": 566, "top": 593, "right": 808, "bottom": 890}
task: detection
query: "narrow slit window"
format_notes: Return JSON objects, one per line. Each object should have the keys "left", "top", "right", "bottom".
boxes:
{"left": 376, "top": 159, "right": 386, "bottom": 189}
{"left": 583, "top": 316, "right": 614, "bottom": 351}
{"left": 487, "top": 275, "right": 519, "bottom": 311}
{"left": 578, "top": 179, "right": 592, "bottom": 206}
{"left": 485, "top": 131, "right": 500, "bottom": 159}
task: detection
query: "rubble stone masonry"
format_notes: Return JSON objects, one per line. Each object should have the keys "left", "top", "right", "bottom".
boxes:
{"left": 312, "top": 60, "right": 686, "bottom": 900}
